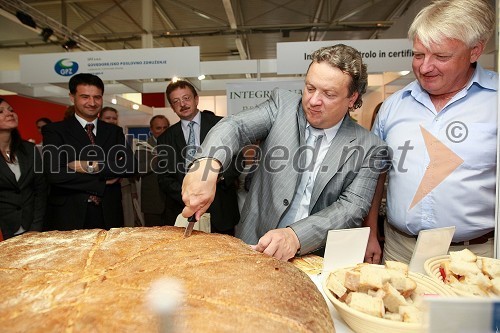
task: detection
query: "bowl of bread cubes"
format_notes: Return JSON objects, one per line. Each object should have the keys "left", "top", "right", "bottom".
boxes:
{"left": 424, "top": 248, "right": 500, "bottom": 297}
{"left": 322, "top": 261, "right": 455, "bottom": 333}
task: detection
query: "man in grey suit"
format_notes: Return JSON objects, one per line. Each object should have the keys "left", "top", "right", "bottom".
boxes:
{"left": 182, "top": 44, "right": 389, "bottom": 261}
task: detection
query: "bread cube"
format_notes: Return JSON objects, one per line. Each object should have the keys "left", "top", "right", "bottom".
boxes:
{"left": 326, "top": 273, "right": 347, "bottom": 299}
{"left": 399, "top": 305, "right": 422, "bottom": 323}
{"left": 382, "top": 282, "right": 408, "bottom": 313}
{"left": 385, "top": 261, "right": 409, "bottom": 276}
{"left": 449, "top": 248, "right": 477, "bottom": 262}
{"left": 481, "top": 257, "right": 500, "bottom": 279}
{"left": 344, "top": 270, "right": 360, "bottom": 291}
{"left": 449, "top": 260, "right": 480, "bottom": 277}
{"left": 346, "top": 292, "right": 385, "bottom": 318}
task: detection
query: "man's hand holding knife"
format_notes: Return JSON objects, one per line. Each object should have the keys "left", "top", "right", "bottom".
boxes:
{"left": 181, "top": 158, "right": 221, "bottom": 236}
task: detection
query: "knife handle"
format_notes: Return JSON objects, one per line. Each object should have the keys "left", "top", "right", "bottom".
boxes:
{"left": 188, "top": 214, "right": 197, "bottom": 222}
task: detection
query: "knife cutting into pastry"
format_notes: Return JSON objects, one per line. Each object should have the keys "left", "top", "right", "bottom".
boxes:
{"left": 183, "top": 214, "right": 197, "bottom": 238}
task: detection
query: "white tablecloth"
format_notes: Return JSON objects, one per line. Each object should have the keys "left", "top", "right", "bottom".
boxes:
{"left": 309, "top": 273, "right": 354, "bottom": 333}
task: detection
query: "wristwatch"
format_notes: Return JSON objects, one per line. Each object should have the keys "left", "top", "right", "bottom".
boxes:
{"left": 87, "top": 161, "right": 95, "bottom": 173}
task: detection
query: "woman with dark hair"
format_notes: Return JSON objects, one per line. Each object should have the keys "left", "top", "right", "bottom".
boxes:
{"left": 0, "top": 98, "right": 47, "bottom": 240}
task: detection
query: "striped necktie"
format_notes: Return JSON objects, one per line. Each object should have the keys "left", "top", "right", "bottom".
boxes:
{"left": 85, "top": 123, "right": 101, "bottom": 205}
{"left": 186, "top": 121, "right": 196, "bottom": 163}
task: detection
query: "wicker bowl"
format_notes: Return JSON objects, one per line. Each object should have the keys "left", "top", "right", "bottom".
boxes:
{"left": 424, "top": 255, "right": 499, "bottom": 297}
{"left": 322, "top": 267, "right": 456, "bottom": 333}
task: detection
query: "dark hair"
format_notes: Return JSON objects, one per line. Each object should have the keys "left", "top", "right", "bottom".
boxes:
{"left": 36, "top": 117, "right": 52, "bottom": 124}
{"left": 64, "top": 105, "right": 75, "bottom": 119}
{"left": 165, "top": 80, "right": 198, "bottom": 105}
{"left": 100, "top": 106, "right": 118, "bottom": 119}
{"left": 149, "top": 115, "right": 169, "bottom": 127}
{"left": 0, "top": 97, "right": 24, "bottom": 162}
{"left": 68, "top": 73, "right": 104, "bottom": 95}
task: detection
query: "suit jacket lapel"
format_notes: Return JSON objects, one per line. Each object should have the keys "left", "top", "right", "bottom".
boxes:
{"left": 310, "top": 116, "right": 356, "bottom": 206}
{"left": 67, "top": 116, "right": 94, "bottom": 148}
{"left": 200, "top": 112, "right": 214, "bottom": 142}
{"left": 0, "top": 158, "right": 18, "bottom": 187}
{"left": 95, "top": 120, "right": 112, "bottom": 147}
{"left": 173, "top": 123, "right": 186, "bottom": 149}
{"left": 16, "top": 147, "right": 30, "bottom": 185}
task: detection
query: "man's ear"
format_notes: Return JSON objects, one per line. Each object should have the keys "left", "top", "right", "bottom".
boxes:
{"left": 470, "top": 41, "right": 485, "bottom": 63}
{"left": 348, "top": 91, "right": 359, "bottom": 109}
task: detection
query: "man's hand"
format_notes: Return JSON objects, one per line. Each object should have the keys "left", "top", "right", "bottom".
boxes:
{"left": 68, "top": 160, "right": 100, "bottom": 173}
{"left": 364, "top": 233, "right": 382, "bottom": 264}
{"left": 106, "top": 178, "right": 120, "bottom": 185}
{"left": 181, "top": 158, "right": 221, "bottom": 221}
{"left": 251, "top": 228, "right": 300, "bottom": 261}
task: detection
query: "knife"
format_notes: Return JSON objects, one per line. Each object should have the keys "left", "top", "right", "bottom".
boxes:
{"left": 183, "top": 214, "right": 197, "bottom": 238}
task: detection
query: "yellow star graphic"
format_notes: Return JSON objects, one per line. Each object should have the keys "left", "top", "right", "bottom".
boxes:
{"left": 409, "top": 125, "right": 464, "bottom": 209}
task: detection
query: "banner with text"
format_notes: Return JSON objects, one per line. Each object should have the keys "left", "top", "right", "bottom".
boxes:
{"left": 20, "top": 47, "right": 200, "bottom": 83}
{"left": 226, "top": 80, "right": 303, "bottom": 116}
{"left": 277, "top": 39, "right": 412, "bottom": 74}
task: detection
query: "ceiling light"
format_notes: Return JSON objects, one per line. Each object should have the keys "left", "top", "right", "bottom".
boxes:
{"left": 40, "top": 28, "right": 54, "bottom": 42}
{"left": 398, "top": 70, "right": 410, "bottom": 76}
{"left": 172, "top": 77, "right": 179, "bottom": 83}
{"left": 198, "top": 74, "right": 205, "bottom": 80}
{"left": 111, "top": 98, "right": 117, "bottom": 105}
{"left": 62, "top": 39, "right": 78, "bottom": 50}
{"left": 15, "top": 11, "right": 36, "bottom": 29}
{"left": 132, "top": 104, "right": 140, "bottom": 110}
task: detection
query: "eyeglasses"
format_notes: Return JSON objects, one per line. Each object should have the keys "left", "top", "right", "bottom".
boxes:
{"left": 171, "top": 95, "right": 193, "bottom": 106}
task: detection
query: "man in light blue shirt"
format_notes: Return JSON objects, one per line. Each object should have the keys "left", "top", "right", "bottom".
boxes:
{"left": 370, "top": 0, "right": 497, "bottom": 263}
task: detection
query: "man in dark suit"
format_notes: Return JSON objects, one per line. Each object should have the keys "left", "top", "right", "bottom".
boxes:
{"left": 156, "top": 80, "right": 240, "bottom": 235}
{"left": 136, "top": 115, "right": 176, "bottom": 226}
{"left": 42, "top": 73, "right": 136, "bottom": 231}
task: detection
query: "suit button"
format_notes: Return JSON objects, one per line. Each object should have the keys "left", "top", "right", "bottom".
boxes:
{"left": 283, "top": 199, "right": 289, "bottom": 206}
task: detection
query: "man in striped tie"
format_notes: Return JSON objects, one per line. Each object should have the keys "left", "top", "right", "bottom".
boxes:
{"left": 42, "top": 73, "right": 137, "bottom": 231}
{"left": 157, "top": 80, "right": 240, "bottom": 234}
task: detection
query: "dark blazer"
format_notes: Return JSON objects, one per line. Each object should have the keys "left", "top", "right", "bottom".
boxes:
{"left": 156, "top": 111, "right": 240, "bottom": 231}
{"left": 0, "top": 141, "right": 47, "bottom": 239}
{"left": 42, "top": 116, "right": 136, "bottom": 231}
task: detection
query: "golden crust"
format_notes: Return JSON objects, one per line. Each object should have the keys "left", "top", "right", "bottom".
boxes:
{"left": 290, "top": 254, "right": 324, "bottom": 275}
{"left": 0, "top": 227, "right": 334, "bottom": 333}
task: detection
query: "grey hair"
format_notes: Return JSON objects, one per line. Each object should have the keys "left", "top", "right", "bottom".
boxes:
{"left": 408, "top": 0, "right": 495, "bottom": 49}
{"left": 308, "top": 44, "right": 367, "bottom": 110}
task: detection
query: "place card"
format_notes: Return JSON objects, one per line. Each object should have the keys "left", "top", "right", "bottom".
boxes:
{"left": 323, "top": 227, "right": 370, "bottom": 272}
{"left": 409, "top": 226, "right": 455, "bottom": 274}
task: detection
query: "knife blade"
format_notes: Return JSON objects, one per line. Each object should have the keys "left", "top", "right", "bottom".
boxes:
{"left": 183, "top": 215, "right": 197, "bottom": 238}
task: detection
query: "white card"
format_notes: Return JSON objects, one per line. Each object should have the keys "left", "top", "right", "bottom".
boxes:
{"left": 426, "top": 298, "right": 500, "bottom": 333}
{"left": 409, "top": 226, "right": 455, "bottom": 274}
{"left": 323, "top": 227, "right": 370, "bottom": 272}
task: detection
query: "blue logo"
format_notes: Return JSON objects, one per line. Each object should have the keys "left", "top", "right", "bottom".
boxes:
{"left": 54, "top": 59, "right": 79, "bottom": 76}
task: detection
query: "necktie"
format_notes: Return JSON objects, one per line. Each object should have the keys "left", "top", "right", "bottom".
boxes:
{"left": 186, "top": 121, "right": 196, "bottom": 163}
{"left": 278, "top": 127, "right": 322, "bottom": 228}
{"left": 85, "top": 123, "right": 96, "bottom": 144}
{"left": 85, "top": 123, "right": 101, "bottom": 205}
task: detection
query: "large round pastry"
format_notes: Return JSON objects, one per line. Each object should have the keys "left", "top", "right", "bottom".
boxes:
{"left": 0, "top": 226, "right": 334, "bottom": 332}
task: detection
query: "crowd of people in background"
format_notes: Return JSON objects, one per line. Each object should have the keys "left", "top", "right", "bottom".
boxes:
{"left": 0, "top": 0, "right": 496, "bottom": 265}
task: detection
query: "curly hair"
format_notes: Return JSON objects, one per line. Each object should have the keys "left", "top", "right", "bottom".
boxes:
{"left": 308, "top": 44, "right": 368, "bottom": 110}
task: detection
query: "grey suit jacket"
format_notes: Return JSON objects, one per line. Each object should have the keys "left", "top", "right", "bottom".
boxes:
{"left": 200, "top": 88, "right": 388, "bottom": 254}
